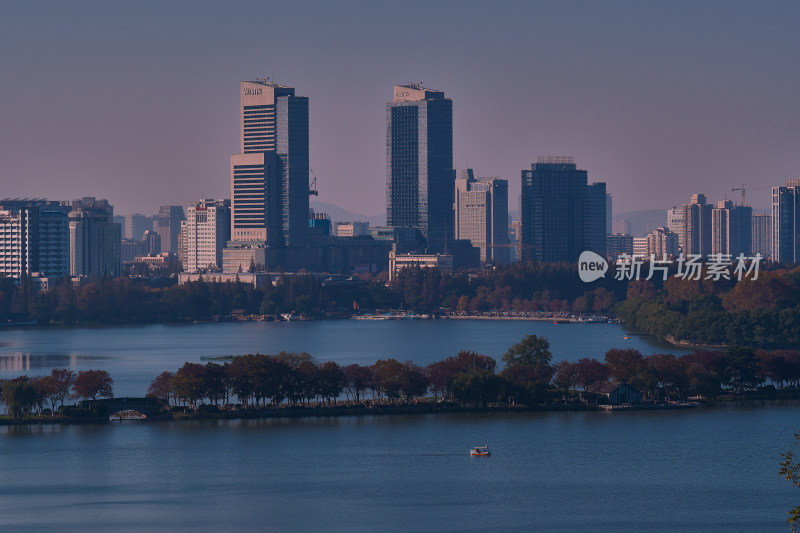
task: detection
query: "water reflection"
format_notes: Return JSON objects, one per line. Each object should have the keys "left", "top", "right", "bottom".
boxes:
{"left": 0, "top": 353, "right": 108, "bottom": 372}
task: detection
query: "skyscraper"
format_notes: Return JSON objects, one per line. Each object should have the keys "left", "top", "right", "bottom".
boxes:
{"left": 772, "top": 180, "right": 800, "bottom": 263}
{"left": 454, "top": 169, "right": 509, "bottom": 264}
{"left": 230, "top": 79, "right": 309, "bottom": 248}
{"left": 711, "top": 200, "right": 751, "bottom": 257}
{"left": 682, "top": 194, "right": 712, "bottom": 256}
{"left": 586, "top": 182, "right": 608, "bottom": 258}
{"left": 520, "top": 156, "right": 604, "bottom": 262}
{"left": 752, "top": 213, "right": 772, "bottom": 259}
{"left": 69, "top": 197, "right": 121, "bottom": 277}
{"left": 386, "top": 84, "right": 453, "bottom": 253}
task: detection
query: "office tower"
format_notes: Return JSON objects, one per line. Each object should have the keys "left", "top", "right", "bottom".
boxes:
{"left": 605, "top": 193, "right": 613, "bottom": 234}
{"left": 586, "top": 182, "right": 608, "bottom": 258}
{"left": 646, "top": 227, "right": 679, "bottom": 259}
{"left": 386, "top": 84, "right": 453, "bottom": 253}
{"left": 666, "top": 207, "right": 685, "bottom": 252}
{"left": 751, "top": 213, "right": 772, "bottom": 259}
{"left": 712, "top": 200, "right": 752, "bottom": 257}
{"left": 454, "top": 169, "right": 510, "bottom": 264}
{"left": 520, "top": 156, "right": 604, "bottom": 262}
{"left": 181, "top": 199, "right": 231, "bottom": 272}
{"left": 0, "top": 199, "right": 70, "bottom": 278}
{"left": 606, "top": 233, "right": 633, "bottom": 259}
{"left": 157, "top": 206, "right": 185, "bottom": 254}
{"left": 231, "top": 79, "right": 309, "bottom": 247}
{"left": 69, "top": 197, "right": 121, "bottom": 277}
{"left": 772, "top": 181, "right": 800, "bottom": 263}
{"left": 682, "top": 194, "right": 712, "bottom": 256}
{"left": 124, "top": 214, "right": 149, "bottom": 240}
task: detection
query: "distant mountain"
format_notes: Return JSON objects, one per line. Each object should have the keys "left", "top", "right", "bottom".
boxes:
{"left": 310, "top": 201, "right": 385, "bottom": 227}
{"left": 613, "top": 209, "right": 667, "bottom": 237}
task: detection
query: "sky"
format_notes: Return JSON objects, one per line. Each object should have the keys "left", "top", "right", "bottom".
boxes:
{"left": 1, "top": 0, "right": 798, "bottom": 218}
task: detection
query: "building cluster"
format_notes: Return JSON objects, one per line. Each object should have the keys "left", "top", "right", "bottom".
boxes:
{"left": 607, "top": 186, "right": 795, "bottom": 263}
{"left": 0, "top": 197, "right": 185, "bottom": 286}
{"left": 4, "top": 78, "right": 800, "bottom": 288}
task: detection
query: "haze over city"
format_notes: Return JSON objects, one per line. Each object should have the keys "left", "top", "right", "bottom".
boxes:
{"left": 1, "top": 0, "right": 798, "bottom": 216}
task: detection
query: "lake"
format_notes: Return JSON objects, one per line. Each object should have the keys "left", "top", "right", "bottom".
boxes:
{"left": 0, "top": 320, "right": 795, "bottom": 532}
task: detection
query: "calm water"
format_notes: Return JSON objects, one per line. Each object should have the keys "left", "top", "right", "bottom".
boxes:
{"left": 0, "top": 319, "right": 688, "bottom": 396}
{"left": 0, "top": 321, "right": 795, "bottom": 532}
{"left": 0, "top": 406, "right": 797, "bottom": 532}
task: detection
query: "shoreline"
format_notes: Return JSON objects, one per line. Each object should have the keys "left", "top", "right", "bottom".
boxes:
{"left": 6, "top": 397, "right": 799, "bottom": 427}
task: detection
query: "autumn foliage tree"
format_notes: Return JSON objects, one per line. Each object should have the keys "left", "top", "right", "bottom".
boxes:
{"left": 72, "top": 370, "right": 114, "bottom": 401}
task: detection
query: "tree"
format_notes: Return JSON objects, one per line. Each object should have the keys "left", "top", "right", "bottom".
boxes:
{"left": 147, "top": 371, "right": 175, "bottom": 403}
{"left": 502, "top": 335, "right": 552, "bottom": 368}
{"left": 604, "top": 348, "right": 644, "bottom": 384}
{"left": 49, "top": 368, "right": 75, "bottom": 408}
{"left": 72, "top": 370, "right": 114, "bottom": 401}
{"left": 780, "top": 433, "right": 800, "bottom": 533}
{"left": 2, "top": 379, "right": 36, "bottom": 422}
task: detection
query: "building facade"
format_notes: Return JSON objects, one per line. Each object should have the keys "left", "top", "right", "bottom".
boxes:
{"left": 157, "top": 206, "right": 185, "bottom": 254}
{"left": 666, "top": 207, "right": 685, "bottom": 252}
{"left": 772, "top": 182, "right": 800, "bottom": 263}
{"left": 0, "top": 199, "right": 70, "bottom": 279}
{"left": 711, "top": 200, "right": 752, "bottom": 257}
{"left": 646, "top": 227, "right": 680, "bottom": 259}
{"left": 181, "top": 199, "right": 231, "bottom": 272}
{"left": 682, "top": 194, "right": 712, "bottom": 256}
{"left": 752, "top": 213, "right": 772, "bottom": 259}
{"left": 386, "top": 84, "right": 453, "bottom": 253}
{"left": 520, "top": 156, "right": 604, "bottom": 262}
{"left": 606, "top": 233, "right": 633, "bottom": 259}
{"left": 454, "top": 169, "right": 510, "bottom": 264}
{"left": 68, "top": 197, "right": 121, "bottom": 277}
{"left": 230, "top": 79, "right": 309, "bottom": 248}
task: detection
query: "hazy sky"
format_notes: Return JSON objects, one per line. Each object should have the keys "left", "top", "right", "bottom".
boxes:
{"left": 1, "top": 0, "right": 798, "bottom": 217}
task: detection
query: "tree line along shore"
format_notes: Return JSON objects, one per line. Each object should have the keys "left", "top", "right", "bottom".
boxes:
{"left": 2, "top": 261, "right": 799, "bottom": 347}
{"left": 3, "top": 334, "right": 800, "bottom": 424}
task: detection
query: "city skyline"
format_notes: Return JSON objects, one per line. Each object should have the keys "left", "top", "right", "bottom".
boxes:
{"left": 1, "top": 1, "right": 799, "bottom": 217}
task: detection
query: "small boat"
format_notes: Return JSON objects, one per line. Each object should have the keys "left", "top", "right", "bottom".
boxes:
{"left": 623, "top": 336, "right": 630, "bottom": 340}
{"left": 470, "top": 445, "right": 490, "bottom": 456}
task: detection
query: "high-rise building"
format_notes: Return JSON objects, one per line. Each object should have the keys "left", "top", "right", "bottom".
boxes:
{"left": 667, "top": 207, "right": 685, "bottom": 252}
{"left": 124, "top": 214, "right": 149, "bottom": 240}
{"left": 646, "top": 227, "right": 679, "bottom": 259}
{"left": 69, "top": 197, "right": 121, "bottom": 277}
{"left": 520, "top": 156, "right": 604, "bottom": 262}
{"left": 230, "top": 79, "right": 309, "bottom": 247}
{"left": 586, "top": 182, "right": 608, "bottom": 258}
{"left": 752, "top": 213, "right": 772, "bottom": 259}
{"left": 386, "top": 84, "right": 453, "bottom": 253}
{"left": 0, "top": 199, "right": 70, "bottom": 279}
{"left": 454, "top": 169, "right": 510, "bottom": 264}
{"left": 772, "top": 181, "right": 800, "bottom": 263}
{"left": 157, "top": 206, "right": 185, "bottom": 254}
{"left": 682, "top": 194, "right": 712, "bottom": 256}
{"left": 712, "top": 200, "right": 752, "bottom": 257}
{"left": 181, "top": 199, "right": 231, "bottom": 272}
{"left": 605, "top": 193, "right": 613, "bottom": 235}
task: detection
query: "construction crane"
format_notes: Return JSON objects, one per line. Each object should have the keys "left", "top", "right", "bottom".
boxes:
{"left": 731, "top": 184, "right": 771, "bottom": 206}
{"left": 309, "top": 169, "right": 319, "bottom": 196}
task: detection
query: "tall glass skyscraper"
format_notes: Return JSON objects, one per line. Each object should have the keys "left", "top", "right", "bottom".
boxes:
{"left": 521, "top": 156, "right": 605, "bottom": 262}
{"left": 231, "top": 79, "right": 309, "bottom": 247}
{"left": 772, "top": 181, "right": 800, "bottom": 263}
{"left": 386, "top": 84, "right": 453, "bottom": 253}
